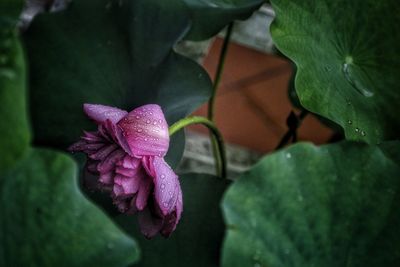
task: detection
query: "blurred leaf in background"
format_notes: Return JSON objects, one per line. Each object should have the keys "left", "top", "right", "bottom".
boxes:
{"left": 0, "top": 0, "right": 24, "bottom": 19}
{"left": 222, "top": 141, "right": 400, "bottom": 267}
{"left": 0, "top": 149, "right": 140, "bottom": 267}
{"left": 1, "top": 9, "right": 139, "bottom": 266}
{"left": 0, "top": 25, "right": 30, "bottom": 171}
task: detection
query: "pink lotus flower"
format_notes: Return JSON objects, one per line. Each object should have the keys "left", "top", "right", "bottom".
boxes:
{"left": 69, "top": 104, "right": 183, "bottom": 238}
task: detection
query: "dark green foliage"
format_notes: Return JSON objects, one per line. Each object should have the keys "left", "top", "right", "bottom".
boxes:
{"left": 222, "top": 141, "right": 400, "bottom": 267}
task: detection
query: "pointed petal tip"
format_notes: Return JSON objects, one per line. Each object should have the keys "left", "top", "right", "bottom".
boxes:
{"left": 150, "top": 157, "right": 180, "bottom": 216}
{"left": 83, "top": 103, "right": 128, "bottom": 124}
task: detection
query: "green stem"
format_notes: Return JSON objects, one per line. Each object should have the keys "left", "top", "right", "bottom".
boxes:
{"left": 169, "top": 116, "right": 227, "bottom": 179}
{"left": 208, "top": 22, "right": 234, "bottom": 120}
{"left": 205, "top": 22, "right": 233, "bottom": 178}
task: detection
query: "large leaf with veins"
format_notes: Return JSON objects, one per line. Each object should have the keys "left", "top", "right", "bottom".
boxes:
{"left": 222, "top": 141, "right": 400, "bottom": 267}
{"left": 0, "top": 149, "right": 140, "bottom": 267}
{"left": 270, "top": 0, "right": 400, "bottom": 143}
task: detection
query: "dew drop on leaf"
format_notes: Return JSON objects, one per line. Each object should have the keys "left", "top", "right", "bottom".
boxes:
{"left": 342, "top": 57, "right": 374, "bottom": 97}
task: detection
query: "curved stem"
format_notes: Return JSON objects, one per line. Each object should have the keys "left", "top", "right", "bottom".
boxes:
{"left": 169, "top": 116, "right": 227, "bottom": 179}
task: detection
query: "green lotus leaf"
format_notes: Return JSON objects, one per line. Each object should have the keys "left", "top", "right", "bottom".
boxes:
{"left": 0, "top": 148, "right": 140, "bottom": 267}
{"left": 222, "top": 141, "right": 400, "bottom": 267}
{"left": 184, "top": 0, "right": 264, "bottom": 40}
{"left": 0, "top": 26, "right": 30, "bottom": 171}
{"left": 270, "top": 0, "right": 400, "bottom": 143}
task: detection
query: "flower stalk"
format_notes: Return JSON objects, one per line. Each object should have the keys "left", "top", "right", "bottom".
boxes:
{"left": 207, "top": 22, "right": 234, "bottom": 121}
{"left": 206, "top": 22, "right": 234, "bottom": 178}
{"left": 169, "top": 116, "right": 227, "bottom": 179}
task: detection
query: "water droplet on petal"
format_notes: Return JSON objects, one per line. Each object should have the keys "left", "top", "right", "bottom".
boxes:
{"left": 163, "top": 202, "right": 169, "bottom": 208}
{"left": 135, "top": 115, "right": 140, "bottom": 119}
{"left": 160, "top": 183, "right": 165, "bottom": 190}
{"left": 146, "top": 119, "right": 150, "bottom": 124}
{"left": 144, "top": 138, "right": 148, "bottom": 141}
{"left": 161, "top": 174, "right": 166, "bottom": 179}
{"left": 137, "top": 129, "right": 143, "bottom": 133}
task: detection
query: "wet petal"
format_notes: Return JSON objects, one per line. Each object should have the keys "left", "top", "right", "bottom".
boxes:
{"left": 136, "top": 173, "right": 152, "bottom": 211}
{"left": 115, "top": 155, "right": 141, "bottom": 178}
{"left": 119, "top": 155, "right": 141, "bottom": 169}
{"left": 141, "top": 156, "right": 155, "bottom": 177}
{"left": 160, "top": 211, "right": 178, "bottom": 237}
{"left": 175, "top": 188, "right": 183, "bottom": 220}
{"left": 97, "top": 149, "right": 125, "bottom": 173}
{"left": 88, "top": 144, "right": 118, "bottom": 160}
{"left": 113, "top": 174, "right": 141, "bottom": 197}
{"left": 99, "top": 172, "right": 113, "bottom": 185}
{"left": 115, "top": 166, "right": 139, "bottom": 177}
{"left": 83, "top": 103, "right": 127, "bottom": 124}
{"left": 68, "top": 140, "right": 103, "bottom": 152}
{"left": 138, "top": 207, "right": 163, "bottom": 239}
{"left": 161, "top": 189, "right": 183, "bottom": 237}
{"left": 150, "top": 156, "right": 180, "bottom": 216}
{"left": 117, "top": 104, "right": 169, "bottom": 157}
{"left": 82, "top": 130, "right": 103, "bottom": 142}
